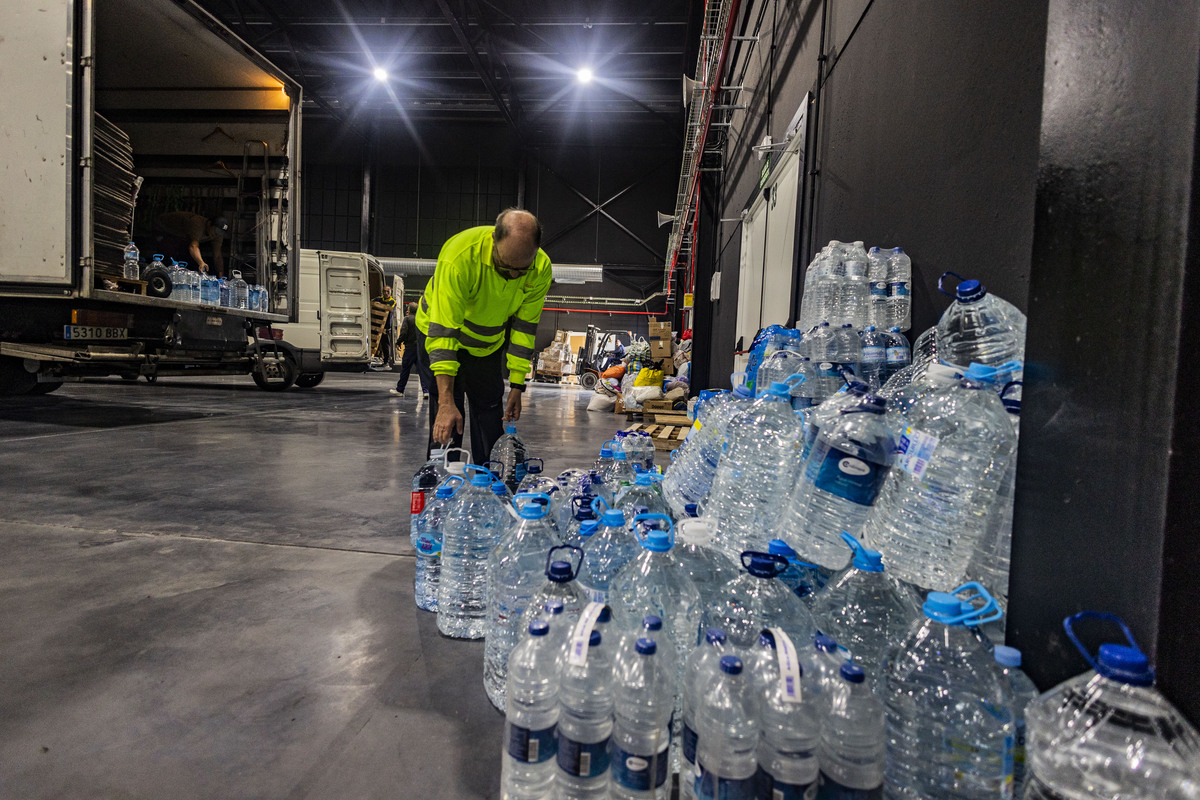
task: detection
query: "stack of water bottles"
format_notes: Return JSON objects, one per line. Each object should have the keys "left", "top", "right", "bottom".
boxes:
{"left": 797, "top": 240, "right": 911, "bottom": 332}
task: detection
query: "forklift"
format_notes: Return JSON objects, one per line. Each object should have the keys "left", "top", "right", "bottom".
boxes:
{"left": 576, "top": 325, "right": 631, "bottom": 390}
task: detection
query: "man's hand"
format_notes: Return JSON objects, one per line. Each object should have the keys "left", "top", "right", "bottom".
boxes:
{"left": 433, "top": 401, "right": 464, "bottom": 444}
{"left": 504, "top": 388, "right": 523, "bottom": 422}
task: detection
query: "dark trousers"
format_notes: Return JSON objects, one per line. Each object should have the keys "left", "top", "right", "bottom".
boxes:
{"left": 395, "top": 342, "right": 428, "bottom": 394}
{"left": 415, "top": 330, "right": 505, "bottom": 466}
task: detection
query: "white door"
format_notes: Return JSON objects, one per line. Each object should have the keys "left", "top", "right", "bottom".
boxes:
{"left": 319, "top": 251, "right": 371, "bottom": 361}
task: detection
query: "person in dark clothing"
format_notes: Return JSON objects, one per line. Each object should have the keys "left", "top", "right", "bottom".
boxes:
{"left": 373, "top": 286, "right": 398, "bottom": 368}
{"left": 389, "top": 302, "right": 429, "bottom": 396}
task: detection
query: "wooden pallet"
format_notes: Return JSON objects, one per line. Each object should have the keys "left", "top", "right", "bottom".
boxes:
{"left": 623, "top": 421, "right": 690, "bottom": 451}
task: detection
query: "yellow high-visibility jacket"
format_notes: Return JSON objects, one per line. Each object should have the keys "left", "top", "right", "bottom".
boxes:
{"left": 416, "top": 226, "right": 553, "bottom": 386}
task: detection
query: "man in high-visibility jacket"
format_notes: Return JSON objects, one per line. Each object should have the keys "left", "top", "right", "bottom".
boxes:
{"left": 415, "top": 208, "right": 552, "bottom": 463}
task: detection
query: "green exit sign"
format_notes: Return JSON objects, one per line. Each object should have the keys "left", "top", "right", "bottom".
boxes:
{"left": 759, "top": 155, "right": 771, "bottom": 188}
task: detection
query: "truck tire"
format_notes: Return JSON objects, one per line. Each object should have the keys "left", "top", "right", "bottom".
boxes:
{"left": 252, "top": 351, "right": 297, "bottom": 391}
{"left": 579, "top": 371, "right": 599, "bottom": 391}
{"left": 0, "top": 357, "right": 37, "bottom": 395}
{"left": 294, "top": 372, "right": 326, "bottom": 389}
{"left": 28, "top": 380, "right": 63, "bottom": 395}
{"left": 142, "top": 263, "right": 173, "bottom": 298}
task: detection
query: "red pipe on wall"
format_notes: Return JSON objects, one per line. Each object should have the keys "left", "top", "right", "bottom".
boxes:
{"left": 543, "top": 307, "right": 663, "bottom": 317}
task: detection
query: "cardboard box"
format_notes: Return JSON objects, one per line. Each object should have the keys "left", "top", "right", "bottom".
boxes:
{"left": 647, "top": 321, "right": 672, "bottom": 341}
{"left": 649, "top": 340, "right": 673, "bottom": 361}
{"left": 553, "top": 329, "right": 567, "bottom": 343}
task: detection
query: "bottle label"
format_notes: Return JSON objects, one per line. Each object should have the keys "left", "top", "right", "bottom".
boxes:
{"left": 815, "top": 772, "right": 882, "bottom": 799}
{"left": 896, "top": 426, "right": 938, "bottom": 478}
{"left": 885, "top": 346, "right": 911, "bottom": 365}
{"left": 410, "top": 491, "right": 426, "bottom": 515}
{"left": 888, "top": 281, "right": 910, "bottom": 297}
{"left": 567, "top": 602, "right": 607, "bottom": 666}
{"left": 682, "top": 721, "right": 699, "bottom": 765}
{"left": 817, "top": 362, "right": 841, "bottom": 379}
{"left": 804, "top": 440, "right": 889, "bottom": 506}
{"left": 514, "top": 462, "right": 527, "bottom": 483}
{"left": 757, "top": 766, "right": 819, "bottom": 800}
{"left": 697, "top": 762, "right": 757, "bottom": 800}
{"left": 768, "top": 626, "right": 803, "bottom": 703}
{"left": 611, "top": 740, "right": 670, "bottom": 791}
{"left": 556, "top": 733, "right": 610, "bottom": 778}
{"left": 506, "top": 722, "right": 557, "bottom": 764}
{"left": 414, "top": 533, "right": 441, "bottom": 557}
{"left": 861, "top": 346, "right": 885, "bottom": 364}
{"left": 870, "top": 281, "right": 888, "bottom": 298}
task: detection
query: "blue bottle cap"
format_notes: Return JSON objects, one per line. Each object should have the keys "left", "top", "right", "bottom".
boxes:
{"left": 435, "top": 484, "right": 456, "bottom": 498}
{"left": 1096, "top": 644, "right": 1154, "bottom": 686}
{"left": 153, "top": 253, "right": 164, "bottom": 260}
{"left": 888, "top": 326, "right": 901, "bottom": 333}
{"left": 528, "top": 620, "right": 550, "bottom": 637}
{"left": 851, "top": 545, "right": 885, "bottom": 573}
{"left": 994, "top": 645, "right": 1022, "bottom": 668}
{"left": 745, "top": 552, "right": 785, "bottom": 578}
{"left": 518, "top": 503, "right": 547, "bottom": 520}
{"left": 841, "top": 323, "right": 854, "bottom": 329}
{"left": 506, "top": 423, "right": 517, "bottom": 434}
{"left": 635, "top": 473, "right": 654, "bottom": 486}
{"left": 597, "top": 606, "right": 612, "bottom": 623}
{"left": 588, "top": 630, "right": 602, "bottom": 647}
{"left": 492, "top": 483, "right": 508, "bottom": 496}
{"left": 705, "top": 628, "right": 726, "bottom": 645}
{"left": 923, "top": 592, "right": 966, "bottom": 621}
{"left": 768, "top": 539, "right": 797, "bottom": 559}
{"left": 600, "top": 508, "right": 625, "bottom": 527}
{"left": 635, "top": 638, "right": 657, "bottom": 655}
{"left": 642, "top": 529, "right": 671, "bottom": 552}
{"left": 757, "top": 631, "right": 777, "bottom": 649}
{"left": 840, "top": 663, "right": 866, "bottom": 683}
{"left": 684, "top": 503, "right": 699, "bottom": 517}
{"left": 632, "top": 505, "right": 649, "bottom": 516}
{"left": 527, "top": 462, "right": 542, "bottom": 475}
{"left": 579, "top": 519, "right": 599, "bottom": 538}
{"left": 599, "top": 445, "right": 613, "bottom": 458}
{"left": 956, "top": 279, "right": 988, "bottom": 302}
{"left": 891, "top": 246, "right": 904, "bottom": 254}
{"left": 864, "top": 325, "right": 876, "bottom": 332}
{"left": 470, "top": 473, "right": 491, "bottom": 487}
{"left": 544, "top": 599, "right": 564, "bottom": 615}
{"left": 869, "top": 246, "right": 881, "bottom": 254}
{"left": 814, "top": 634, "right": 838, "bottom": 653}
{"left": 642, "top": 615, "right": 663, "bottom": 632}
{"left": 547, "top": 561, "right": 573, "bottom": 583}
{"left": 719, "top": 655, "right": 743, "bottom": 675}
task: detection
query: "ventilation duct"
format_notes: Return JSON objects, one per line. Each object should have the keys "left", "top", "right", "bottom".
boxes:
{"left": 377, "top": 257, "right": 603, "bottom": 284}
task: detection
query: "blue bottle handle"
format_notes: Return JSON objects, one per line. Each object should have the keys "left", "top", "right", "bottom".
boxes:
{"left": 840, "top": 531, "right": 868, "bottom": 559}
{"left": 512, "top": 492, "right": 552, "bottom": 515}
{"left": 524, "top": 457, "right": 544, "bottom": 473}
{"left": 1063, "top": 610, "right": 1147, "bottom": 674}
{"left": 590, "top": 495, "right": 612, "bottom": 516}
{"left": 937, "top": 270, "right": 966, "bottom": 298}
{"left": 943, "top": 582, "right": 1004, "bottom": 626}
{"left": 632, "top": 513, "right": 674, "bottom": 549}
{"left": 740, "top": 550, "right": 789, "bottom": 576}
{"left": 483, "top": 460, "right": 505, "bottom": 482}
{"left": 437, "top": 474, "right": 465, "bottom": 495}
{"left": 1000, "top": 380, "right": 1023, "bottom": 400}
{"left": 544, "top": 544, "right": 584, "bottom": 580}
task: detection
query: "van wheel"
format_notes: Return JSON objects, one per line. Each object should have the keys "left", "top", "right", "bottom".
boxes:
{"left": 294, "top": 372, "right": 325, "bottom": 389}
{"left": 28, "top": 381, "right": 63, "bottom": 395}
{"left": 0, "top": 357, "right": 37, "bottom": 395}
{"left": 253, "top": 351, "right": 297, "bottom": 391}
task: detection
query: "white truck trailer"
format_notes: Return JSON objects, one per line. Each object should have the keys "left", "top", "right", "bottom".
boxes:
{"left": 0, "top": 0, "right": 315, "bottom": 393}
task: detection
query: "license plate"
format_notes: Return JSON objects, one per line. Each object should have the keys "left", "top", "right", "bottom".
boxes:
{"left": 64, "top": 325, "right": 127, "bottom": 340}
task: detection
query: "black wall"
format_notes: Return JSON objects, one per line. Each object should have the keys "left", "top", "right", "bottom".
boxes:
{"left": 691, "top": 0, "right": 1047, "bottom": 388}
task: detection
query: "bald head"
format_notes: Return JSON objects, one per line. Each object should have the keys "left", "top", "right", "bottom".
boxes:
{"left": 492, "top": 208, "right": 542, "bottom": 278}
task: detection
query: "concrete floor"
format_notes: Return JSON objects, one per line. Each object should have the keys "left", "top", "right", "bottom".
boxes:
{"left": 0, "top": 373, "right": 621, "bottom": 799}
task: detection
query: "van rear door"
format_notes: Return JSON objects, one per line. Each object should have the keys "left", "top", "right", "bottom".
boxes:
{"left": 318, "top": 251, "right": 372, "bottom": 362}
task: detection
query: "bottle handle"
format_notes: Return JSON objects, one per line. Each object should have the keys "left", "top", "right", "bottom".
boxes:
{"left": 437, "top": 474, "right": 465, "bottom": 495}
{"left": 590, "top": 495, "right": 612, "bottom": 516}
{"left": 937, "top": 271, "right": 965, "bottom": 298}
{"left": 483, "top": 460, "right": 505, "bottom": 482}
{"left": 524, "top": 457, "right": 544, "bottom": 474}
{"left": 632, "top": 513, "right": 674, "bottom": 549}
{"left": 840, "top": 531, "right": 868, "bottom": 559}
{"left": 513, "top": 492, "right": 552, "bottom": 515}
{"left": 442, "top": 447, "right": 471, "bottom": 471}
{"left": 944, "top": 582, "right": 1004, "bottom": 626}
{"left": 740, "top": 550, "right": 788, "bottom": 576}
{"left": 1063, "top": 610, "right": 1145, "bottom": 674}
{"left": 1000, "top": 380, "right": 1024, "bottom": 400}
{"left": 545, "top": 544, "right": 584, "bottom": 580}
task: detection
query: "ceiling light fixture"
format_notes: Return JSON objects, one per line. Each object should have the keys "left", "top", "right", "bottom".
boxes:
{"left": 374, "top": 67, "right": 389, "bottom": 82}
{"left": 576, "top": 67, "right": 594, "bottom": 85}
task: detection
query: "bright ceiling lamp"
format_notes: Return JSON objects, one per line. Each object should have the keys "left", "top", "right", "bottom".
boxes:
{"left": 374, "top": 67, "right": 389, "bottom": 82}
{"left": 576, "top": 67, "right": 594, "bottom": 84}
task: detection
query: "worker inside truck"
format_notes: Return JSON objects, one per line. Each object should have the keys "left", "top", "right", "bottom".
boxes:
{"left": 415, "top": 208, "right": 552, "bottom": 465}
{"left": 152, "top": 211, "right": 229, "bottom": 276}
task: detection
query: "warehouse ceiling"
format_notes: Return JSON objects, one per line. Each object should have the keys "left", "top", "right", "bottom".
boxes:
{"left": 193, "top": 0, "right": 699, "bottom": 135}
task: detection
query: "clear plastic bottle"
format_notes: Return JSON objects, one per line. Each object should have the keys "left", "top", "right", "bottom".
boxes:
{"left": 696, "top": 655, "right": 759, "bottom": 800}
{"left": 863, "top": 377, "right": 1016, "bottom": 591}
{"left": 754, "top": 629, "right": 823, "bottom": 799}
{"left": 609, "top": 448, "right": 638, "bottom": 495}
{"left": 702, "top": 380, "right": 804, "bottom": 558}
{"left": 965, "top": 398, "right": 1020, "bottom": 615}
{"left": 201, "top": 272, "right": 220, "bottom": 305}
{"left": 437, "top": 466, "right": 505, "bottom": 639}
{"left": 576, "top": 500, "right": 637, "bottom": 604}
{"left": 806, "top": 323, "right": 841, "bottom": 402}
{"left": 491, "top": 423, "right": 530, "bottom": 492}
{"left": 501, "top": 619, "right": 561, "bottom": 800}
{"left": 673, "top": 517, "right": 741, "bottom": 612}
{"left": 522, "top": 546, "right": 589, "bottom": 648}
{"left": 883, "top": 327, "right": 911, "bottom": 382}
{"left": 122, "top": 241, "right": 140, "bottom": 280}
{"left": 705, "top": 551, "right": 817, "bottom": 649}
{"left": 811, "top": 533, "right": 921, "bottom": 688}
{"left": 614, "top": 473, "right": 672, "bottom": 520}
{"left": 837, "top": 241, "right": 871, "bottom": 329}
{"left": 991, "top": 645, "right": 1036, "bottom": 799}
{"left": 218, "top": 277, "right": 231, "bottom": 307}
{"left": 867, "top": 246, "right": 890, "bottom": 329}
{"left": 886, "top": 247, "right": 912, "bottom": 331}
{"left": 935, "top": 274, "right": 1025, "bottom": 381}
{"left": 783, "top": 394, "right": 895, "bottom": 571}
{"left": 910, "top": 325, "right": 938, "bottom": 370}
{"left": 858, "top": 327, "right": 889, "bottom": 391}
{"left": 485, "top": 492, "right": 561, "bottom": 710}
{"left": 682, "top": 629, "right": 728, "bottom": 800}
{"left": 799, "top": 634, "right": 846, "bottom": 722}
{"left": 555, "top": 627, "right": 614, "bottom": 800}
{"left": 231, "top": 269, "right": 249, "bottom": 310}
{"left": 609, "top": 515, "right": 701, "bottom": 659}
{"left": 187, "top": 266, "right": 201, "bottom": 304}
{"left": 883, "top": 584, "right": 1014, "bottom": 800}
{"left": 516, "top": 459, "right": 562, "bottom": 528}
{"left": 411, "top": 475, "right": 463, "bottom": 613}
{"left": 411, "top": 447, "right": 448, "bottom": 520}
{"left": 662, "top": 391, "right": 737, "bottom": 517}
{"left": 610, "top": 637, "right": 673, "bottom": 800}
{"left": 818, "top": 663, "right": 885, "bottom": 798}
{"left": 1024, "top": 612, "right": 1200, "bottom": 800}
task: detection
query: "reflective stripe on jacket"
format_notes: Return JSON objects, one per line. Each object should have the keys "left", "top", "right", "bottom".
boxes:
{"left": 415, "top": 225, "right": 552, "bottom": 385}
